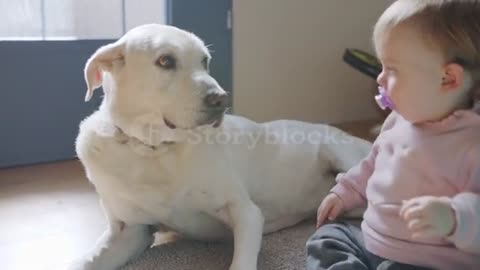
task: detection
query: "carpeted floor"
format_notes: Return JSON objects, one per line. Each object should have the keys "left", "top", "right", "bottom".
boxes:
{"left": 122, "top": 219, "right": 317, "bottom": 270}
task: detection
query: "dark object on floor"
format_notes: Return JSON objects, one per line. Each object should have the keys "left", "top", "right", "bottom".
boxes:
{"left": 343, "top": 49, "right": 382, "bottom": 80}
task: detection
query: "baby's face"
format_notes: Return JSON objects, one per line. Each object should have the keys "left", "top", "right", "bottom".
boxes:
{"left": 375, "top": 24, "right": 459, "bottom": 123}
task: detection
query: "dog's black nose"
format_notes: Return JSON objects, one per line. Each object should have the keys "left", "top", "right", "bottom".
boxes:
{"left": 204, "top": 93, "right": 228, "bottom": 109}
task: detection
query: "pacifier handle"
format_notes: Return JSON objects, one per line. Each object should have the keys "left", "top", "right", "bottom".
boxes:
{"left": 374, "top": 87, "right": 394, "bottom": 110}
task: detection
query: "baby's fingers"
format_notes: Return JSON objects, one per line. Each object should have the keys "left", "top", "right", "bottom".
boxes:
{"left": 411, "top": 227, "right": 437, "bottom": 240}
{"left": 327, "top": 201, "right": 343, "bottom": 221}
{"left": 407, "top": 218, "right": 430, "bottom": 232}
{"left": 401, "top": 205, "right": 425, "bottom": 221}
{"left": 316, "top": 204, "right": 331, "bottom": 228}
{"left": 316, "top": 199, "right": 338, "bottom": 228}
{"left": 399, "top": 199, "right": 418, "bottom": 217}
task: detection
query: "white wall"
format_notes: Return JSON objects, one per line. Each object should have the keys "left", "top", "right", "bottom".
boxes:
{"left": 233, "top": 0, "right": 393, "bottom": 123}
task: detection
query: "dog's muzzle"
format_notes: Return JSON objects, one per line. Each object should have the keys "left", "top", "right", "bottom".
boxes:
{"left": 204, "top": 92, "right": 229, "bottom": 109}
{"left": 202, "top": 92, "right": 229, "bottom": 128}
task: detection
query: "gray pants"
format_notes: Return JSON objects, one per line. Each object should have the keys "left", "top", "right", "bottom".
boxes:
{"left": 306, "top": 222, "right": 434, "bottom": 270}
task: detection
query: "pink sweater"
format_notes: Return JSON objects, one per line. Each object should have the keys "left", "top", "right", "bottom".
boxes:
{"left": 331, "top": 110, "right": 480, "bottom": 270}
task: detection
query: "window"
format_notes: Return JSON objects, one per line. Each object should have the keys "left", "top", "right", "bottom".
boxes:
{"left": 0, "top": 0, "right": 166, "bottom": 40}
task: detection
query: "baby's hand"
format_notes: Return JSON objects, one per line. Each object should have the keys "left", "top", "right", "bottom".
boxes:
{"left": 399, "top": 196, "right": 457, "bottom": 239}
{"left": 316, "top": 193, "right": 345, "bottom": 228}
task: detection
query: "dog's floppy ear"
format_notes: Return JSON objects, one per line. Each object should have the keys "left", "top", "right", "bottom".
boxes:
{"left": 84, "top": 41, "right": 125, "bottom": 102}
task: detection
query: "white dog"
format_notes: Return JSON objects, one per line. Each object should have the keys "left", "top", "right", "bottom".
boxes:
{"left": 73, "top": 24, "right": 371, "bottom": 270}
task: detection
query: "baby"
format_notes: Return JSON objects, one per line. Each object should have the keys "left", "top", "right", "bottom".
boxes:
{"left": 307, "top": 1, "right": 480, "bottom": 270}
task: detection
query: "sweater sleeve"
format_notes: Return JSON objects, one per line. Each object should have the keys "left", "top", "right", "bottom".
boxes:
{"left": 447, "top": 146, "right": 480, "bottom": 254}
{"left": 330, "top": 112, "right": 397, "bottom": 211}
{"left": 330, "top": 145, "right": 378, "bottom": 211}
{"left": 447, "top": 193, "right": 480, "bottom": 254}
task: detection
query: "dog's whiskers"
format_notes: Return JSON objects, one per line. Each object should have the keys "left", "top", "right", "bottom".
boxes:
{"left": 205, "top": 44, "right": 215, "bottom": 54}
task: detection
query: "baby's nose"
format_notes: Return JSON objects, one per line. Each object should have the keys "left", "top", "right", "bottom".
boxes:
{"left": 376, "top": 73, "right": 383, "bottom": 85}
{"left": 376, "top": 70, "right": 386, "bottom": 86}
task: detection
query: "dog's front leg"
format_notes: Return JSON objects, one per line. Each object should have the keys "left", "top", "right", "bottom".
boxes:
{"left": 69, "top": 221, "right": 154, "bottom": 270}
{"left": 227, "top": 201, "right": 264, "bottom": 270}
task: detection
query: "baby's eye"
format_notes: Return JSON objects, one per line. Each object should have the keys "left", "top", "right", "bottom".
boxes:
{"left": 384, "top": 66, "right": 396, "bottom": 73}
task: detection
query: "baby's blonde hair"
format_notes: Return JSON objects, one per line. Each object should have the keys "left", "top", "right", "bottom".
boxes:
{"left": 373, "top": 0, "right": 480, "bottom": 112}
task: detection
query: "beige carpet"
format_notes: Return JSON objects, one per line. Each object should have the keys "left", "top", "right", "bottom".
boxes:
{"left": 121, "top": 220, "right": 317, "bottom": 270}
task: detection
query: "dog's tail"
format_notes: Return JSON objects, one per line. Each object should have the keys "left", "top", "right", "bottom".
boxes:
{"left": 325, "top": 127, "right": 372, "bottom": 175}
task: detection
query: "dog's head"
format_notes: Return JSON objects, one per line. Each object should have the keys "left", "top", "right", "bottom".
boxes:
{"left": 84, "top": 24, "right": 229, "bottom": 143}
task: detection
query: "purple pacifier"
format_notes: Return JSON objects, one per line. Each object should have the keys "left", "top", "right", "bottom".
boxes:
{"left": 375, "top": 87, "right": 395, "bottom": 110}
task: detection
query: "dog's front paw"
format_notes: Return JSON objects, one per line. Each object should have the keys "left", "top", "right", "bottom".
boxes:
{"left": 66, "top": 259, "right": 95, "bottom": 270}
{"left": 229, "top": 262, "right": 257, "bottom": 270}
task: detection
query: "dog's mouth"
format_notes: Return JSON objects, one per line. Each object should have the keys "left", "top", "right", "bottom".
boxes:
{"left": 201, "top": 108, "right": 226, "bottom": 128}
{"left": 211, "top": 113, "right": 224, "bottom": 128}
{"left": 163, "top": 111, "right": 225, "bottom": 130}
{"left": 163, "top": 117, "right": 177, "bottom": 129}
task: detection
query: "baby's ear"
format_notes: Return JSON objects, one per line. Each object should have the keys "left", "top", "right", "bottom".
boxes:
{"left": 84, "top": 40, "right": 125, "bottom": 102}
{"left": 441, "top": 63, "right": 464, "bottom": 92}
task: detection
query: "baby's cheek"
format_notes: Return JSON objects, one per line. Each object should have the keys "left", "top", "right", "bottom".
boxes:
{"left": 387, "top": 76, "right": 398, "bottom": 89}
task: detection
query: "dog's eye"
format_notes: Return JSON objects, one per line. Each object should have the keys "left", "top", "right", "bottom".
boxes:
{"left": 202, "top": 57, "right": 209, "bottom": 70}
{"left": 156, "top": 55, "right": 176, "bottom": 69}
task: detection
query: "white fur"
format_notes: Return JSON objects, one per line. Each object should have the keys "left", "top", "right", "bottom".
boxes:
{"left": 72, "top": 24, "right": 371, "bottom": 270}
